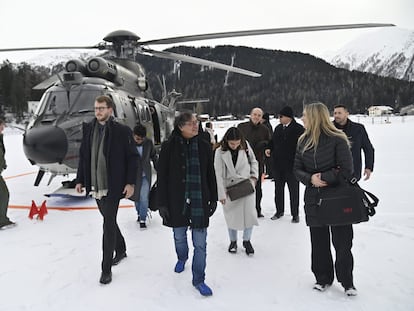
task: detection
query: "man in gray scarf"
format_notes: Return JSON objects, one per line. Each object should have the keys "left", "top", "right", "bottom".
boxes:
{"left": 76, "top": 95, "right": 138, "bottom": 285}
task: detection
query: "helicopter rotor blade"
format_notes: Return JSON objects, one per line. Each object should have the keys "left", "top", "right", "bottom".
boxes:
{"left": 141, "top": 48, "right": 261, "bottom": 77}
{"left": 140, "top": 23, "right": 395, "bottom": 46}
{"left": 0, "top": 45, "right": 106, "bottom": 53}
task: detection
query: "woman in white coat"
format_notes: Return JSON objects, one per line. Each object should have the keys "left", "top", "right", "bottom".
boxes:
{"left": 214, "top": 127, "right": 259, "bottom": 255}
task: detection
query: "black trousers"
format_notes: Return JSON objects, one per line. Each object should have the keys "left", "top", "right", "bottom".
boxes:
{"left": 96, "top": 196, "right": 126, "bottom": 273}
{"left": 309, "top": 225, "right": 354, "bottom": 288}
{"left": 273, "top": 169, "right": 299, "bottom": 217}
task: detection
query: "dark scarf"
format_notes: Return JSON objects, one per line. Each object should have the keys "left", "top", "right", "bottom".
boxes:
{"left": 183, "top": 136, "right": 204, "bottom": 227}
{"left": 91, "top": 121, "right": 108, "bottom": 198}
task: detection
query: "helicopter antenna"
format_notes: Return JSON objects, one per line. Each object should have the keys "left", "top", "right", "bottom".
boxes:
{"left": 224, "top": 53, "right": 236, "bottom": 87}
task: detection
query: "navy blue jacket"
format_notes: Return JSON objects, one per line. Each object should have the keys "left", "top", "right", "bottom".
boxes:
{"left": 334, "top": 119, "right": 374, "bottom": 180}
{"left": 76, "top": 118, "right": 138, "bottom": 199}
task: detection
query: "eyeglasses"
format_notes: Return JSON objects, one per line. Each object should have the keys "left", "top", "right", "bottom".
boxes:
{"left": 184, "top": 121, "right": 199, "bottom": 126}
{"left": 94, "top": 106, "right": 108, "bottom": 111}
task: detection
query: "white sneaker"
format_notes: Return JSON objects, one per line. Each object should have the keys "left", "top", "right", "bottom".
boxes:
{"left": 345, "top": 287, "right": 358, "bottom": 296}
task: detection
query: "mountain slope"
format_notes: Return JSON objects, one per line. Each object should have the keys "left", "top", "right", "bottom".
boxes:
{"left": 328, "top": 28, "right": 414, "bottom": 81}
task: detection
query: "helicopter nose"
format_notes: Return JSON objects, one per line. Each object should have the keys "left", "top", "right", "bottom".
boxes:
{"left": 23, "top": 126, "right": 68, "bottom": 164}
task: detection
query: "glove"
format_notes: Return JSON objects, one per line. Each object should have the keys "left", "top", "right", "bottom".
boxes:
{"left": 208, "top": 201, "right": 217, "bottom": 217}
{"left": 158, "top": 207, "right": 170, "bottom": 222}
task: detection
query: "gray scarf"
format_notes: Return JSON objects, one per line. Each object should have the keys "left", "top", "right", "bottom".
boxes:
{"left": 90, "top": 122, "right": 108, "bottom": 199}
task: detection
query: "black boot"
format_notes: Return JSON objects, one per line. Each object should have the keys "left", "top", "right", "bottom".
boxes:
{"left": 228, "top": 241, "right": 237, "bottom": 253}
{"left": 99, "top": 271, "right": 112, "bottom": 284}
{"left": 243, "top": 240, "right": 254, "bottom": 256}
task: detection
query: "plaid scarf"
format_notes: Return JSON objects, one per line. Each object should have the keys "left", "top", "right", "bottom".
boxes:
{"left": 183, "top": 136, "right": 204, "bottom": 227}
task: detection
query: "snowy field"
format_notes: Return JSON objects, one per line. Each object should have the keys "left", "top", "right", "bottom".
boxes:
{"left": 1, "top": 115, "right": 413, "bottom": 311}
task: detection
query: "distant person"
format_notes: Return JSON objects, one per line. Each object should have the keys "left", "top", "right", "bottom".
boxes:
{"left": 0, "top": 119, "right": 15, "bottom": 229}
{"left": 157, "top": 111, "right": 218, "bottom": 296}
{"left": 261, "top": 112, "right": 274, "bottom": 179}
{"left": 75, "top": 95, "right": 138, "bottom": 285}
{"left": 265, "top": 106, "right": 304, "bottom": 223}
{"left": 198, "top": 120, "right": 211, "bottom": 144}
{"left": 129, "top": 124, "right": 158, "bottom": 229}
{"left": 205, "top": 122, "right": 217, "bottom": 147}
{"left": 294, "top": 102, "right": 357, "bottom": 296}
{"left": 214, "top": 127, "right": 259, "bottom": 255}
{"left": 333, "top": 105, "right": 374, "bottom": 181}
{"left": 237, "top": 107, "right": 271, "bottom": 217}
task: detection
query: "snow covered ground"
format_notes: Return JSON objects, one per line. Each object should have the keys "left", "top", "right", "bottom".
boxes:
{"left": 1, "top": 115, "right": 413, "bottom": 311}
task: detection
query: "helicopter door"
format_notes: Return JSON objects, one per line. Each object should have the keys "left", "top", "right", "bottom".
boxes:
{"left": 149, "top": 105, "right": 161, "bottom": 145}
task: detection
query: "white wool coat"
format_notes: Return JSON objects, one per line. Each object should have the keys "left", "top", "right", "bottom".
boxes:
{"left": 214, "top": 142, "right": 259, "bottom": 230}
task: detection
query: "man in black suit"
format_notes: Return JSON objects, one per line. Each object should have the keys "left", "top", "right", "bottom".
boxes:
{"left": 265, "top": 106, "right": 304, "bottom": 223}
{"left": 75, "top": 95, "right": 138, "bottom": 285}
{"left": 333, "top": 105, "right": 374, "bottom": 181}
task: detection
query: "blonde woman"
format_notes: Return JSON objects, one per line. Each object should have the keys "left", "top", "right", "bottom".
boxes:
{"left": 293, "top": 102, "right": 357, "bottom": 296}
{"left": 214, "top": 127, "right": 259, "bottom": 255}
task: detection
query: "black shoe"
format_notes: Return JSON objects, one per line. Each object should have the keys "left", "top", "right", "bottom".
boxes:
{"left": 313, "top": 283, "right": 330, "bottom": 292}
{"left": 257, "top": 213, "right": 265, "bottom": 218}
{"left": 112, "top": 252, "right": 127, "bottom": 266}
{"left": 270, "top": 213, "right": 284, "bottom": 220}
{"left": 228, "top": 241, "right": 237, "bottom": 253}
{"left": 243, "top": 240, "right": 254, "bottom": 255}
{"left": 99, "top": 271, "right": 112, "bottom": 284}
{"left": 136, "top": 215, "right": 141, "bottom": 222}
{"left": 139, "top": 222, "right": 147, "bottom": 229}
{"left": 292, "top": 216, "right": 299, "bottom": 223}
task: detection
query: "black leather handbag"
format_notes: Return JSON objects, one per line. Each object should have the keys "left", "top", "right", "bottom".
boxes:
{"left": 226, "top": 179, "right": 255, "bottom": 201}
{"left": 316, "top": 178, "right": 378, "bottom": 226}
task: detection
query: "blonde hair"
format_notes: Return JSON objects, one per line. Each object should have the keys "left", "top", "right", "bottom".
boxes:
{"left": 298, "top": 102, "right": 349, "bottom": 153}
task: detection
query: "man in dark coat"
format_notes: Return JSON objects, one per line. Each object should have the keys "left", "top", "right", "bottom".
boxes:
{"left": 157, "top": 111, "right": 218, "bottom": 296}
{"left": 75, "top": 95, "right": 138, "bottom": 285}
{"left": 333, "top": 105, "right": 374, "bottom": 181}
{"left": 265, "top": 106, "right": 304, "bottom": 223}
{"left": 129, "top": 124, "right": 158, "bottom": 229}
{"left": 237, "top": 107, "right": 271, "bottom": 217}
{"left": 0, "top": 119, "right": 15, "bottom": 229}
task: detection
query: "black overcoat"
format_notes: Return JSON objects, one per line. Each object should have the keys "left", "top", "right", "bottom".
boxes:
{"left": 157, "top": 130, "right": 218, "bottom": 228}
{"left": 269, "top": 120, "right": 304, "bottom": 171}
{"left": 76, "top": 118, "right": 138, "bottom": 199}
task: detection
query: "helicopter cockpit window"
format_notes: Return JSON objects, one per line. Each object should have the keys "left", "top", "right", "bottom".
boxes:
{"left": 39, "top": 89, "right": 102, "bottom": 116}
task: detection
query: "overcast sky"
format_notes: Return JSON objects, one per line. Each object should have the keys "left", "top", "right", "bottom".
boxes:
{"left": 0, "top": 0, "right": 413, "bottom": 62}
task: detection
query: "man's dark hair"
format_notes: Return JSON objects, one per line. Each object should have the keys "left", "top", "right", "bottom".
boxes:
{"left": 0, "top": 119, "right": 5, "bottom": 126}
{"left": 133, "top": 124, "right": 147, "bottom": 137}
{"left": 95, "top": 95, "right": 114, "bottom": 109}
{"left": 334, "top": 104, "right": 349, "bottom": 111}
{"left": 174, "top": 111, "right": 194, "bottom": 129}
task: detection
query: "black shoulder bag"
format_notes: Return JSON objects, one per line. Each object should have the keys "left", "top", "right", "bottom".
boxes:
{"left": 316, "top": 175, "right": 378, "bottom": 226}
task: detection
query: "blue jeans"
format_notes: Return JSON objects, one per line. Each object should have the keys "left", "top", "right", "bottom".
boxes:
{"left": 134, "top": 177, "right": 150, "bottom": 222}
{"left": 228, "top": 227, "right": 253, "bottom": 242}
{"left": 173, "top": 227, "right": 207, "bottom": 286}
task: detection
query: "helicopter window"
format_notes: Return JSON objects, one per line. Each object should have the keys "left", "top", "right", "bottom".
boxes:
{"left": 40, "top": 89, "right": 102, "bottom": 116}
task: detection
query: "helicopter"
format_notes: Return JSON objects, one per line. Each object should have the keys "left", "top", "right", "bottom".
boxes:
{"left": 0, "top": 23, "right": 394, "bottom": 190}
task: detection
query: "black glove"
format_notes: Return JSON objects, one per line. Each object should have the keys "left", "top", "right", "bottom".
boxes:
{"left": 208, "top": 201, "right": 217, "bottom": 217}
{"left": 158, "top": 207, "right": 170, "bottom": 222}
